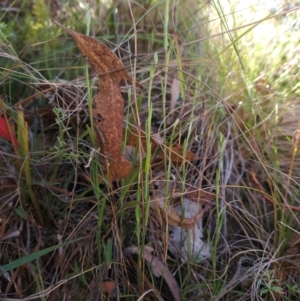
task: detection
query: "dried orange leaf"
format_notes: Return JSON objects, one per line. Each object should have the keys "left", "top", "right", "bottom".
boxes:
{"left": 93, "top": 74, "right": 132, "bottom": 179}
{"left": 100, "top": 281, "right": 116, "bottom": 298}
{"left": 53, "top": 20, "right": 142, "bottom": 180}
{"left": 52, "top": 21, "right": 142, "bottom": 89}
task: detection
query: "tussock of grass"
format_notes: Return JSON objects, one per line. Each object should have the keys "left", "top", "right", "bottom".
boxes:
{"left": 1, "top": 1, "right": 300, "bottom": 300}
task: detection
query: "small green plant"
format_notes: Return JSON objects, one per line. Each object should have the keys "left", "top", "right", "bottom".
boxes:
{"left": 258, "top": 273, "right": 284, "bottom": 298}
{"left": 283, "top": 284, "right": 300, "bottom": 301}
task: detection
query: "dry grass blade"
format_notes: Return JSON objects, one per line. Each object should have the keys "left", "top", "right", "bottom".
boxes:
{"left": 2, "top": 2, "right": 300, "bottom": 300}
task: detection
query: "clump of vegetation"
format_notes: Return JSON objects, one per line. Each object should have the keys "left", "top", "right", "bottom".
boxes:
{"left": 1, "top": 1, "right": 300, "bottom": 300}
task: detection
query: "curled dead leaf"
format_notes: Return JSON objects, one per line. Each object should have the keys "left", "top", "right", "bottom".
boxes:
{"left": 152, "top": 189, "right": 214, "bottom": 229}
{"left": 53, "top": 20, "right": 142, "bottom": 180}
{"left": 151, "top": 176, "right": 215, "bottom": 229}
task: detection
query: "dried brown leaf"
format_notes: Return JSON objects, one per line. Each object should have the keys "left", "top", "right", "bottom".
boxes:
{"left": 100, "top": 281, "right": 116, "bottom": 298}
{"left": 126, "top": 128, "right": 163, "bottom": 153}
{"left": 159, "top": 143, "right": 195, "bottom": 163}
{"left": 183, "top": 187, "right": 216, "bottom": 203}
{"left": 153, "top": 189, "right": 214, "bottom": 229}
{"left": 53, "top": 20, "right": 142, "bottom": 180}
{"left": 52, "top": 21, "right": 142, "bottom": 87}
{"left": 123, "top": 246, "right": 181, "bottom": 301}
{"left": 93, "top": 74, "right": 132, "bottom": 179}
{"left": 126, "top": 128, "right": 196, "bottom": 165}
